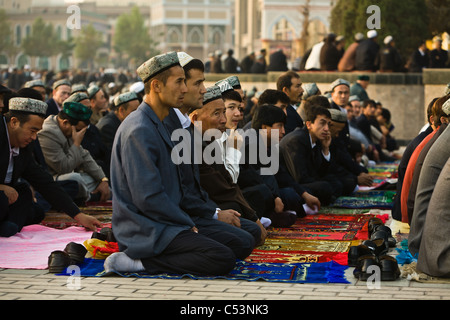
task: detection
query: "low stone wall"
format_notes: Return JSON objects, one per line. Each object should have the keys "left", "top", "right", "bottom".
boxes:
{"left": 206, "top": 70, "right": 450, "bottom": 143}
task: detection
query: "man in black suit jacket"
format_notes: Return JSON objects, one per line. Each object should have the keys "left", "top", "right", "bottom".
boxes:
{"left": 279, "top": 106, "right": 343, "bottom": 205}
{"left": 97, "top": 91, "right": 140, "bottom": 176}
{"left": 45, "top": 79, "right": 72, "bottom": 117}
{"left": 276, "top": 71, "right": 304, "bottom": 134}
{"left": 0, "top": 98, "right": 101, "bottom": 237}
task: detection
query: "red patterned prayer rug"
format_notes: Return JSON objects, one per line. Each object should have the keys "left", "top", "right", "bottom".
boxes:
{"left": 267, "top": 214, "right": 374, "bottom": 241}
{"left": 245, "top": 249, "right": 348, "bottom": 265}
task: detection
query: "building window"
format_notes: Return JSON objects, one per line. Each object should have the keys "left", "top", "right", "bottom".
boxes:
{"left": 15, "top": 25, "right": 22, "bottom": 46}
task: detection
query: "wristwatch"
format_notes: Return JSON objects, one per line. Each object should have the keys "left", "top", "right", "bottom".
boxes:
{"left": 101, "top": 177, "right": 109, "bottom": 182}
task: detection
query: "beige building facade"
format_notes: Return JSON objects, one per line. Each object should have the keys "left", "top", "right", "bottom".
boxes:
{"left": 149, "top": 0, "right": 233, "bottom": 62}
{"left": 235, "top": 0, "right": 332, "bottom": 66}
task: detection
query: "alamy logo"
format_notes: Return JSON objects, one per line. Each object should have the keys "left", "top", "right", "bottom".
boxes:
{"left": 366, "top": 5, "right": 381, "bottom": 30}
{"left": 66, "top": 5, "right": 81, "bottom": 30}
{"left": 170, "top": 125, "right": 280, "bottom": 175}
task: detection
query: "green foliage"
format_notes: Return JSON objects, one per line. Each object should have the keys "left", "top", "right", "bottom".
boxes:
{"left": 74, "top": 24, "right": 103, "bottom": 67}
{"left": 0, "top": 9, "right": 12, "bottom": 50}
{"left": 330, "top": 0, "right": 431, "bottom": 61}
{"left": 21, "top": 17, "right": 58, "bottom": 58}
{"left": 113, "top": 6, "right": 159, "bottom": 66}
{"left": 426, "top": 0, "right": 450, "bottom": 35}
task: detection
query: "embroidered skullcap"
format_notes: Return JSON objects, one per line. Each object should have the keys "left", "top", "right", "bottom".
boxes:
{"left": 442, "top": 98, "right": 450, "bottom": 116}
{"left": 9, "top": 97, "right": 48, "bottom": 116}
{"left": 24, "top": 79, "right": 45, "bottom": 89}
{"left": 65, "top": 92, "right": 89, "bottom": 104}
{"left": 349, "top": 95, "right": 360, "bottom": 102}
{"left": 302, "top": 83, "right": 319, "bottom": 100}
{"left": 177, "top": 52, "right": 194, "bottom": 68}
{"left": 53, "top": 79, "right": 71, "bottom": 90}
{"left": 367, "top": 30, "right": 377, "bottom": 39}
{"left": 224, "top": 76, "right": 241, "bottom": 89}
{"left": 62, "top": 101, "right": 92, "bottom": 121}
{"left": 203, "top": 86, "right": 223, "bottom": 105}
{"left": 329, "top": 109, "right": 347, "bottom": 123}
{"left": 87, "top": 85, "right": 101, "bottom": 99}
{"left": 71, "top": 83, "right": 87, "bottom": 94}
{"left": 114, "top": 91, "right": 139, "bottom": 107}
{"left": 137, "top": 51, "right": 180, "bottom": 83}
{"left": 129, "top": 81, "right": 144, "bottom": 94}
{"left": 215, "top": 79, "right": 233, "bottom": 94}
{"left": 330, "top": 78, "right": 350, "bottom": 91}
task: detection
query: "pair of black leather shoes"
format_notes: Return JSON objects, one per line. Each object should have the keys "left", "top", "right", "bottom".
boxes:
{"left": 348, "top": 239, "right": 388, "bottom": 267}
{"left": 348, "top": 218, "right": 396, "bottom": 266}
{"left": 48, "top": 242, "right": 87, "bottom": 273}
{"left": 353, "top": 254, "right": 400, "bottom": 281}
{"left": 368, "top": 217, "right": 396, "bottom": 247}
{"left": 91, "top": 227, "right": 116, "bottom": 243}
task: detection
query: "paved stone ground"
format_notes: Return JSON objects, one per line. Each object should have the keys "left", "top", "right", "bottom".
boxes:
{"left": 1, "top": 266, "right": 450, "bottom": 301}
{"left": 1, "top": 205, "right": 449, "bottom": 302}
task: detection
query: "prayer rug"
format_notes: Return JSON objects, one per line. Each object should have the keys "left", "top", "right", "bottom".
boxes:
{"left": 245, "top": 249, "right": 348, "bottom": 265}
{"left": 257, "top": 238, "right": 360, "bottom": 252}
{"left": 59, "top": 258, "right": 350, "bottom": 284}
{"left": 0, "top": 225, "right": 93, "bottom": 269}
{"left": 331, "top": 190, "right": 396, "bottom": 209}
{"left": 267, "top": 214, "right": 373, "bottom": 241}
{"left": 41, "top": 207, "right": 112, "bottom": 229}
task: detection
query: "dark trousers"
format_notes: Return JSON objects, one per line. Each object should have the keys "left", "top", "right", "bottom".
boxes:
{"left": 218, "top": 201, "right": 262, "bottom": 245}
{"left": 194, "top": 217, "right": 256, "bottom": 260}
{"left": 141, "top": 227, "right": 236, "bottom": 276}
{"left": 302, "top": 180, "right": 337, "bottom": 206}
{"left": 279, "top": 187, "right": 306, "bottom": 218}
{"left": 242, "top": 184, "right": 274, "bottom": 219}
{"left": 0, "top": 182, "right": 45, "bottom": 237}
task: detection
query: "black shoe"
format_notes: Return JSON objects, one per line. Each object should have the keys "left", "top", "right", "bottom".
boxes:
{"left": 48, "top": 250, "right": 71, "bottom": 273}
{"left": 64, "top": 242, "right": 87, "bottom": 265}
{"left": 100, "top": 227, "right": 116, "bottom": 243}
{"left": 348, "top": 244, "right": 374, "bottom": 267}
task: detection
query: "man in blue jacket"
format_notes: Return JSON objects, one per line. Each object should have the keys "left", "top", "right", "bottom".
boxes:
{"left": 105, "top": 52, "right": 238, "bottom": 276}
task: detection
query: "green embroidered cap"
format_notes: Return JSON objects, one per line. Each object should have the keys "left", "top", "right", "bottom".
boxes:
{"left": 224, "top": 75, "right": 241, "bottom": 89}
{"left": 53, "top": 79, "right": 72, "bottom": 90}
{"left": 62, "top": 101, "right": 92, "bottom": 121}
{"left": 137, "top": 51, "right": 180, "bottom": 83}
{"left": 203, "top": 85, "right": 223, "bottom": 105}
{"left": 24, "top": 79, "right": 45, "bottom": 89}
{"left": 9, "top": 97, "right": 48, "bottom": 116}
{"left": 215, "top": 79, "right": 233, "bottom": 94}
{"left": 114, "top": 91, "right": 139, "bottom": 107}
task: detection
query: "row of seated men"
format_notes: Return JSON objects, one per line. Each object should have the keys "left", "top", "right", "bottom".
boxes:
{"left": 4, "top": 50, "right": 441, "bottom": 278}
{"left": 0, "top": 68, "right": 381, "bottom": 232}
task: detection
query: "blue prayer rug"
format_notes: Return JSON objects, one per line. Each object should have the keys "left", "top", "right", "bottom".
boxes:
{"left": 59, "top": 258, "right": 349, "bottom": 284}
